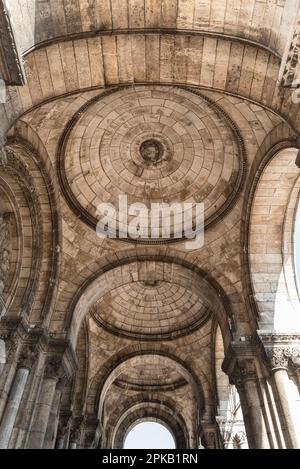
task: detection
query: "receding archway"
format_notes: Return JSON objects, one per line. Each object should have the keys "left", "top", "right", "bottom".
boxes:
{"left": 123, "top": 421, "right": 176, "bottom": 449}
{"left": 249, "top": 146, "right": 300, "bottom": 331}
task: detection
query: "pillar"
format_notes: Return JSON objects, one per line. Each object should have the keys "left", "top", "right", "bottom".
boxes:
{"left": 0, "top": 335, "right": 19, "bottom": 420}
{"left": 43, "top": 379, "right": 64, "bottom": 449}
{"left": 0, "top": 338, "right": 5, "bottom": 376}
{"left": 27, "top": 356, "right": 63, "bottom": 449}
{"left": 267, "top": 346, "right": 300, "bottom": 449}
{"left": 230, "top": 358, "right": 271, "bottom": 449}
{"left": 0, "top": 344, "right": 37, "bottom": 449}
{"left": 55, "top": 413, "right": 71, "bottom": 449}
{"left": 0, "top": 367, "right": 29, "bottom": 448}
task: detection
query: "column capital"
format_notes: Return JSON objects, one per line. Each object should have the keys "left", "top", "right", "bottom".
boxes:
{"left": 266, "top": 346, "right": 300, "bottom": 372}
{"left": 44, "top": 355, "right": 65, "bottom": 380}
{"left": 222, "top": 339, "right": 259, "bottom": 385}
{"left": 18, "top": 344, "right": 38, "bottom": 370}
{"left": 82, "top": 415, "right": 100, "bottom": 448}
{"left": 57, "top": 412, "right": 71, "bottom": 439}
{"left": 70, "top": 417, "right": 84, "bottom": 445}
{"left": 200, "top": 421, "right": 223, "bottom": 449}
{"left": 230, "top": 358, "right": 257, "bottom": 387}
{"left": 258, "top": 332, "right": 300, "bottom": 372}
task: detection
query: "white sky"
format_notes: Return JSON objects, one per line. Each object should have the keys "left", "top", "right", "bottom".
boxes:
{"left": 124, "top": 422, "right": 175, "bottom": 449}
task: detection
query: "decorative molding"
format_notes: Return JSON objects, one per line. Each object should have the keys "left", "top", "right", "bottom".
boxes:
{"left": 5, "top": 335, "right": 18, "bottom": 361}
{"left": 258, "top": 332, "right": 300, "bottom": 371}
{"left": 24, "top": 28, "right": 281, "bottom": 60}
{"left": 6, "top": 136, "right": 61, "bottom": 323}
{"left": 266, "top": 347, "right": 300, "bottom": 371}
{"left": 69, "top": 417, "right": 84, "bottom": 445}
{"left": 2, "top": 148, "right": 42, "bottom": 316}
{"left": 18, "top": 343, "right": 38, "bottom": 370}
{"left": 230, "top": 358, "right": 257, "bottom": 386}
{"left": 0, "top": 135, "right": 7, "bottom": 166}
{"left": 279, "top": 16, "right": 300, "bottom": 88}
{"left": 0, "top": 211, "right": 12, "bottom": 295}
{"left": 0, "top": 0, "right": 25, "bottom": 85}
{"left": 44, "top": 355, "right": 64, "bottom": 380}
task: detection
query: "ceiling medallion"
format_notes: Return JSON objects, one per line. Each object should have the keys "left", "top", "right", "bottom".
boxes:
{"left": 139, "top": 139, "right": 164, "bottom": 165}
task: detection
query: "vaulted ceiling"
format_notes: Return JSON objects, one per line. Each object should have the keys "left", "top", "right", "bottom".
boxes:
{"left": 6, "top": 0, "right": 299, "bottom": 55}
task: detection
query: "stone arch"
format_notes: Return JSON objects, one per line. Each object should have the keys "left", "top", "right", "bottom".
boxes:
{"left": 59, "top": 257, "right": 235, "bottom": 351}
{"left": 1, "top": 33, "right": 293, "bottom": 140}
{"left": 103, "top": 392, "right": 190, "bottom": 447}
{"left": 248, "top": 144, "right": 300, "bottom": 330}
{"left": 85, "top": 343, "right": 211, "bottom": 419}
{"left": 111, "top": 401, "right": 189, "bottom": 449}
{"left": 0, "top": 178, "right": 21, "bottom": 317}
{"left": 0, "top": 140, "right": 61, "bottom": 323}
{"left": 8, "top": 0, "right": 297, "bottom": 56}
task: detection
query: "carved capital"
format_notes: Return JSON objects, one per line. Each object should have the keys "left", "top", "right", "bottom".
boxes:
{"left": 266, "top": 347, "right": 300, "bottom": 372}
{"left": 57, "top": 413, "right": 71, "bottom": 441}
{"left": 5, "top": 335, "right": 18, "bottom": 361}
{"left": 230, "top": 358, "right": 257, "bottom": 387}
{"left": 258, "top": 332, "right": 300, "bottom": 372}
{"left": 203, "top": 431, "right": 217, "bottom": 449}
{"left": 44, "top": 355, "right": 64, "bottom": 380}
{"left": 279, "top": 13, "right": 300, "bottom": 88}
{"left": 70, "top": 420, "right": 83, "bottom": 445}
{"left": 18, "top": 344, "right": 38, "bottom": 370}
{"left": 82, "top": 416, "right": 100, "bottom": 448}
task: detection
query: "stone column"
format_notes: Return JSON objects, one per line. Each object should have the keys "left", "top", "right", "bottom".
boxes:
{"left": 0, "top": 335, "right": 18, "bottom": 420}
{"left": 27, "top": 356, "right": 63, "bottom": 449}
{"left": 81, "top": 416, "right": 100, "bottom": 449}
{"left": 43, "top": 378, "right": 65, "bottom": 449}
{"left": 69, "top": 418, "right": 83, "bottom": 449}
{"left": 267, "top": 346, "right": 300, "bottom": 449}
{"left": 55, "top": 413, "right": 71, "bottom": 449}
{"left": 0, "top": 344, "right": 36, "bottom": 449}
{"left": 0, "top": 338, "right": 5, "bottom": 376}
{"left": 231, "top": 359, "right": 271, "bottom": 449}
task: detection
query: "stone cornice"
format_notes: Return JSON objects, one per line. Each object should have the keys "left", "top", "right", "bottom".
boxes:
{"left": 0, "top": 0, "right": 25, "bottom": 85}
{"left": 0, "top": 316, "right": 78, "bottom": 376}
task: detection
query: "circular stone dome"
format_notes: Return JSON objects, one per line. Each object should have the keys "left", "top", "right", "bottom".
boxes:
{"left": 59, "top": 86, "right": 244, "bottom": 243}
{"left": 90, "top": 279, "right": 211, "bottom": 340}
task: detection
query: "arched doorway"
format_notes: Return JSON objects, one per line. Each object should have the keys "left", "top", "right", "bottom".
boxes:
{"left": 123, "top": 421, "right": 176, "bottom": 449}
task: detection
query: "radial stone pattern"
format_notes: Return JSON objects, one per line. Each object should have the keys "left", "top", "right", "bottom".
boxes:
{"left": 62, "top": 85, "right": 243, "bottom": 240}
{"left": 114, "top": 356, "right": 187, "bottom": 390}
{"left": 91, "top": 279, "right": 211, "bottom": 340}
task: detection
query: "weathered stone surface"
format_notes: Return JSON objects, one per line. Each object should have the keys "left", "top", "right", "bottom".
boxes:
{"left": 0, "top": 0, "right": 300, "bottom": 450}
